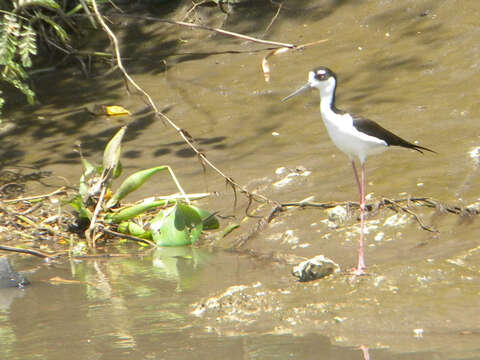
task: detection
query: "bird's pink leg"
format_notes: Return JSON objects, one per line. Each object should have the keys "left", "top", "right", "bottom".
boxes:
{"left": 351, "top": 161, "right": 367, "bottom": 276}
{"left": 351, "top": 160, "right": 362, "bottom": 197}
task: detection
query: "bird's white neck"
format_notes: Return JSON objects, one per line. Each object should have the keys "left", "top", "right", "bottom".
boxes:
{"left": 318, "top": 77, "right": 337, "bottom": 117}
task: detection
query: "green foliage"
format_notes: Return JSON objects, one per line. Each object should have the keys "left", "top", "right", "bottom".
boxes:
{"left": 106, "top": 166, "right": 167, "bottom": 209}
{"left": 67, "top": 127, "right": 219, "bottom": 248}
{"left": 18, "top": 0, "right": 60, "bottom": 9}
{"left": 106, "top": 200, "right": 167, "bottom": 224}
{"left": 151, "top": 202, "right": 203, "bottom": 247}
{"left": 0, "top": 0, "right": 76, "bottom": 118}
{"left": 0, "top": 13, "right": 37, "bottom": 115}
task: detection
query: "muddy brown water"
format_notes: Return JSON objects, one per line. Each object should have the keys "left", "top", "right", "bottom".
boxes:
{"left": 2, "top": 0, "right": 480, "bottom": 359}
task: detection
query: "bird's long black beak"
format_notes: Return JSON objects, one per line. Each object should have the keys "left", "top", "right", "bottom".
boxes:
{"left": 281, "top": 83, "right": 311, "bottom": 102}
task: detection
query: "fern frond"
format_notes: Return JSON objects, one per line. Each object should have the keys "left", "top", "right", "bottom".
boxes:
{"left": 2, "top": 66, "right": 35, "bottom": 104}
{"left": 19, "top": 24, "right": 37, "bottom": 68}
{"left": 0, "top": 14, "right": 21, "bottom": 66}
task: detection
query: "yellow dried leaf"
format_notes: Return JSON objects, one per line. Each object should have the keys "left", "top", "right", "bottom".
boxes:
{"left": 105, "top": 105, "right": 131, "bottom": 116}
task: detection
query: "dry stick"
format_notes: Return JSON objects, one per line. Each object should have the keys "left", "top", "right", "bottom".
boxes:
{"left": 381, "top": 198, "right": 438, "bottom": 233}
{"left": 262, "top": 1, "right": 283, "bottom": 37}
{"left": 118, "top": 14, "right": 328, "bottom": 52}
{"left": 0, "top": 245, "right": 62, "bottom": 259}
{"left": 233, "top": 204, "right": 283, "bottom": 248}
{"left": 116, "top": 14, "right": 295, "bottom": 48}
{"left": 91, "top": 2, "right": 274, "bottom": 206}
{"left": 182, "top": 0, "right": 210, "bottom": 21}
{"left": 281, "top": 196, "right": 477, "bottom": 233}
{"left": 86, "top": 185, "right": 107, "bottom": 247}
{"left": 3, "top": 186, "right": 67, "bottom": 203}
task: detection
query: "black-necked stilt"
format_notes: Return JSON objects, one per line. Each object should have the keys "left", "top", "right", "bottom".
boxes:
{"left": 282, "top": 66, "right": 435, "bottom": 275}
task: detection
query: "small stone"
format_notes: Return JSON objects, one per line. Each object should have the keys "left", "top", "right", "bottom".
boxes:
{"left": 292, "top": 255, "right": 340, "bottom": 282}
{"left": 327, "top": 205, "right": 348, "bottom": 223}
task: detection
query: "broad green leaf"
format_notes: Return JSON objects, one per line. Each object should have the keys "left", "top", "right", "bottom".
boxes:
{"left": 105, "top": 200, "right": 167, "bottom": 223}
{"left": 151, "top": 202, "right": 203, "bottom": 246}
{"left": 106, "top": 166, "right": 167, "bottom": 208}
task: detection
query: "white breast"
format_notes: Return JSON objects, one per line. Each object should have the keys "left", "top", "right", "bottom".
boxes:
{"left": 320, "top": 110, "right": 388, "bottom": 163}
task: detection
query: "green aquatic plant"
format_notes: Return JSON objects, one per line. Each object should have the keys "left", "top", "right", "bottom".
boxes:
{"left": 68, "top": 126, "right": 218, "bottom": 248}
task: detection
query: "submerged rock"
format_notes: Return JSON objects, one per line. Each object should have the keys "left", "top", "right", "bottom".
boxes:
{"left": 292, "top": 255, "right": 340, "bottom": 282}
{"left": 0, "top": 257, "right": 30, "bottom": 288}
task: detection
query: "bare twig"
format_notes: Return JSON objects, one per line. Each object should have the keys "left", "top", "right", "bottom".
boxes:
{"left": 0, "top": 245, "right": 63, "bottom": 259}
{"left": 183, "top": 0, "right": 210, "bottom": 21}
{"left": 381, "top": 198, "right": 438, "bottom": 232}
{"left": 91, "top": 2, "right": 274, "bottom": 206}
{"left": 114, "top": 14, "right": 295, "bottom": 48}
{"left": 85, "top": 185, "right": 106, "bottom": 247}
{"left": 263, "top": 1, "right": 283, "bottom": 37}
{"left": 279, "top": 196, "right": 478, "bottom": 233}
{"left": 3, "top": 186, "right": 67, "bottom": 203}
{"left": 233, "top": 204, "right": 283, "bottom": 248}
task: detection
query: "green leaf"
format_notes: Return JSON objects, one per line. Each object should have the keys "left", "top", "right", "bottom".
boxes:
{"left": 78, "top": 173, "right": 89, "bottom": 201}
{"left": 113, "top": 160, "right": 122, "bottom": 179}
{"left": 118, "top": 221, "right": 151, "bottom": 239}
{"left": 105, "top": 200, "right": 167, "bottom": 223}
{"left": 151, "top": 202, "right": 203, "bottom": 246}
{"left": 19, "top": 0, "right": 60, "bottom": 10}
{"left": 102, "top": 126, "right": 126, "bottom": 179}
{"left": 106, "top": 166, "right": 167, "bottom": 209}
{"left": 33, "top": 12, "right": 69, "bottom": 42}
{"left": 67, "top": 195, "right": 92, "bottom": 220}
{"left": 81, "top": 159, "right": 96, "bottom": 177}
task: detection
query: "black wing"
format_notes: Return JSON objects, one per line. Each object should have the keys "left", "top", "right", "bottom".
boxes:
{"left": 352, "top": 116, "right": 436, "bottom": 154}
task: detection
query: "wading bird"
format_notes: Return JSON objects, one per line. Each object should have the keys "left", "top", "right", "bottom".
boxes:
{"left": 282, "top": 67, "right": 434, "bottom": 275}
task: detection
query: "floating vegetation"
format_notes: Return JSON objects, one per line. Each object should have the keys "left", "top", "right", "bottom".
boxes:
{"left": 0, "top": 126, "right": 220, "bottom": 259}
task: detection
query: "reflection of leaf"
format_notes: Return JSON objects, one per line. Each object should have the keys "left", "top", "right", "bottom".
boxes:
{"left": 152, "top": 247, "right": 210, "bottom": 291}
{"left": 151, "top": 202, "right": 203, "bottom": 246}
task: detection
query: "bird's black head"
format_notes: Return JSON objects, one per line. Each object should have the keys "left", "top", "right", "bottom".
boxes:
{"left": 281, "top": 66, "right": 338, "bottom": 102}
{"left": 310, "top": 67, "right": 336, "bottom": 82}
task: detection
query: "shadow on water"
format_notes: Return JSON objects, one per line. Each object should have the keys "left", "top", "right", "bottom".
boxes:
{"left": 1, "top": 0, "right": 445, "bottom": 169}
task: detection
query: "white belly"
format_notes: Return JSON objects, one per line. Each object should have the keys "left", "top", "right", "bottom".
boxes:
{"left": 321, "top": 111, "right": 388, "bottom": 163}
